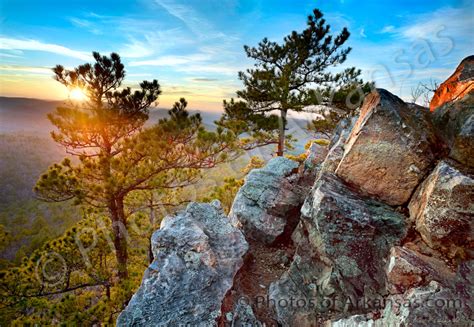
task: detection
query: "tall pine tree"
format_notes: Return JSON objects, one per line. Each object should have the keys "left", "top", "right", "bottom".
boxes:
{"left": 35, "top": 53, "right": 236, "bottom": 279}
{"left": 237, "top": 8, "right": 355, "bottom": 155}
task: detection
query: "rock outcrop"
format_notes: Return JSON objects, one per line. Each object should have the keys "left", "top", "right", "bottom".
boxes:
{"left": 335, "top": 89, "right": 441, "bottom": 206}
{"left": 117, "top": 201, "right": 248, "bottom": 326}
{"left": 229, "top": 157, "right": 306, "bottom": 244}
{"left": 329, "top": 261, "right": 473, "bottom": 326}
{"left": 269, "top": 173, "right": 406, "bottom": 325}
{"left": 319, "top": 115, "right": 358, "bottom": 176}
{"left": 120, "top": 57, "right": 474, "bottom": 327}
{"left": 386, "top": 245, "right": 455, "bottom": 294}
{"left": 432, "top": 89, "right": 474, "bottom": 167}
{"left": 430, "top": 55, "right": 474, "bottom": 111}
{"left": 409, "top": 160, "right": 473, "bottom": 257}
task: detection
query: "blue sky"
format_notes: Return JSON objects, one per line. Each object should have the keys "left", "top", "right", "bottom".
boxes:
{"left": 0, "top": 0, "right": 472, "bottom": 110}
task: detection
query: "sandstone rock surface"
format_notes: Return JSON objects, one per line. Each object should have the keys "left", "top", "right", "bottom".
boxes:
{"left": 335, "top": 89, "right": 440, "bottom": 205}
{"left": 430, "top": 55, "right": 474, "bottom": 111}
{"left": 269, "top": 173, "right": 406, "bottom": 325}
{"left": 386, "top": 245, "right": 455, "bottom": 294}
{"left": 229, "top": 157, "right": 305, "bottom": 244}
{"left": 117, "top": 201, "right": 248, "bottom": 326}
{"left": 328, "top": 261, "right": 473, "bottom": 326}
{"left": 409, "top": 160, "right": 474, "bottom": 256}
{"left": 432, "top": 91, "right": 474, "bottom": 167}
{"left": 319, "top": 115, "right": 358, "bottom": 176}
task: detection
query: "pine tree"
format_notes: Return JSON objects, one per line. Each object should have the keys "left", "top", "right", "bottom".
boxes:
{"left": 34, "top": 53, "right": 237, "bottom": 279}
{"left": 237, "top": 8, "right": 356, "bottom": 156}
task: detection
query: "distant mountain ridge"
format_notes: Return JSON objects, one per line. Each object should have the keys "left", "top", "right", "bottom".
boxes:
{"left": 0, "top": 96, "right": 222, "bottom": 135}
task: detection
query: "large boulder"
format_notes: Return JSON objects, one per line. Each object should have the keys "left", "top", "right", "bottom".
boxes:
{"left": 430, "top": 56, "right": 474, "bottom": 167}
{"left": 335, "top": 89, "right": 441, "bottom": 206}
{"left": 319, "top": 115, "right": 358, "bottom": 176}
{"left": 430, "top": 55, "right": 474, "bottom": 111}
{"left": 380, "top": 260, "right": 473, "bottom": 327}
{"left": 269, "top": 173, "right": 407, "bottom": 325}
{"left": 327, "top": 261, "right": 473, "bottom": 326}
{"left": 408, "top": 160, "right": 474, "bottom": 257}
{"left": 432, "top": 89, "right": 474, "bottom": 168}
{"left": 229, "top": 157, "right": 307, "bottom": 244}
{"left": 386, "top": 245, "right": 455, "bottom": 294}
{"left": 117, "top": 201, "right": 248, "bottom": 326}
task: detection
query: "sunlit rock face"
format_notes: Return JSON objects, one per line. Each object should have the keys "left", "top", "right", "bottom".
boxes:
{"left": 430, "top": 55, "right": 474, "bottom": 111}
{"left": 117, "top": 201, "right": 248, "bottom": 326}
{"left": 335, "top": 88, "right": 441, "bottom": 206}
{"left": 409, "top": 160, "right": 474, "bottom": 257}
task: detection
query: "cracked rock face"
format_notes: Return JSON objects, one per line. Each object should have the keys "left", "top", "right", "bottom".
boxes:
{"left": 269, "top": 173, "right": 406, "bottom": 326}
{"left": 117, "top": 201, "right": 248, "bottom": 326}
{"left": 409, "top": 160, "right": 474, "bottom": 257}
{"left": 379, "top": 261, "right": 473, "bottom": 327}
{"left": 328, "top": 261, "right": 473, "bottom": 326}
{"left": 335, "top": 88, "right": 441, "bottom": 206}
{"left": 229, "top": 157, "right": 305, "bottom": 244}
{"left": 319, "top": 115, "right": 358, "bottom": 176}
{"left": 386, "top": 245, "right": 455, "bottom": 294}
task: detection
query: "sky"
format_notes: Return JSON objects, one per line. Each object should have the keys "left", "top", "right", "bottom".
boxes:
{"left": 0, "top": 0, "right": 472, "bottom": 111}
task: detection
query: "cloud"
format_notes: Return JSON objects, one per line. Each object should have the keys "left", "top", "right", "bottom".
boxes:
{"left": 154, "top": 0, "right": 211, "bottom": 37}
{"left": 399, "top": 6, "right": 473, "bottom": 41}
{"left": 191, "top": 78, "right": 219, "bottom": 82}
{"left": 119, "top": 38, "right": 154, "bottom": 58}
{"left": 0, "top": 37, "right": 90, "bottom": 60}
{"left": 0, "top": 65, "right": 52, "bottom": 75}
{"left": 380, "top": 25, "right": 395, "bottom": 34}
{"left": 129, "top": 54, "right": 210, "bottom": 66}
{"left": 378, "top": 5, "right": 473, "bottom": 42}
{"left": 0, "top": 52, "right": 22, "bottom": 58}
{"left": 70, "top": 18, "right": 102, "bottom": 35}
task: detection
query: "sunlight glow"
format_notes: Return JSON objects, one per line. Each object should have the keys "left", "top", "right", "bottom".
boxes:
{"left": 69, "top": 87, "right": 87, "bottom": 101}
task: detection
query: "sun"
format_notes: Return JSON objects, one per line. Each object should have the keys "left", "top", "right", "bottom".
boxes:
{"left": 69, "top": 87, "right": 87, "bottom": 101}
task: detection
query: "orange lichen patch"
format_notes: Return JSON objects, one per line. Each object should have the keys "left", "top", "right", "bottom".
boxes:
{"left": 430, "top": 55, "right": 474, "bottom": 111}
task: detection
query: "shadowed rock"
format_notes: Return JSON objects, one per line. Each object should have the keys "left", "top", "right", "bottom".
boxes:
{"left": 432, "top": 89, "right": 474, "bottom": 168}
{"left": 386, "top": 245, "right": 455, "bottom": 294}
{"left": 328, "top": 261, "right": 473, "bottom": 326}
{"left": 269, "top": 173, "right": 406, "bottom": 325}
{"left": 117, "top": 201, "right": 248, "bottom": 326}
{"left": 335, "top": 88, "right": 441, "bottom": 206}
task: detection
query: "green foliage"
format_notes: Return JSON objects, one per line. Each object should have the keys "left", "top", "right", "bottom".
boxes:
{"left": 236, "top": 8, "right": 356, "bottom": 155}
{"left": 0, "top": 211, "right": 151, "bottom": 325}
{"left": 307, "top": 77, "right": 374, "bottom": 136}
{"left": 215, "top": 99, "right": 280, "bottom": 150}
{"left": 35, "top": 52, "right": 240, "bottom": 279}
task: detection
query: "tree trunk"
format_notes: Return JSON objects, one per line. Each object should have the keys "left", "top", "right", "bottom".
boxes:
{"left": 277, "top": 109, "right": 287, "bottom": 156}
{"left": 109, "top": 197, "right": 129, "bottom": 280}
{"left": 148, "top": 195, "right": 155, "bottom": 264}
